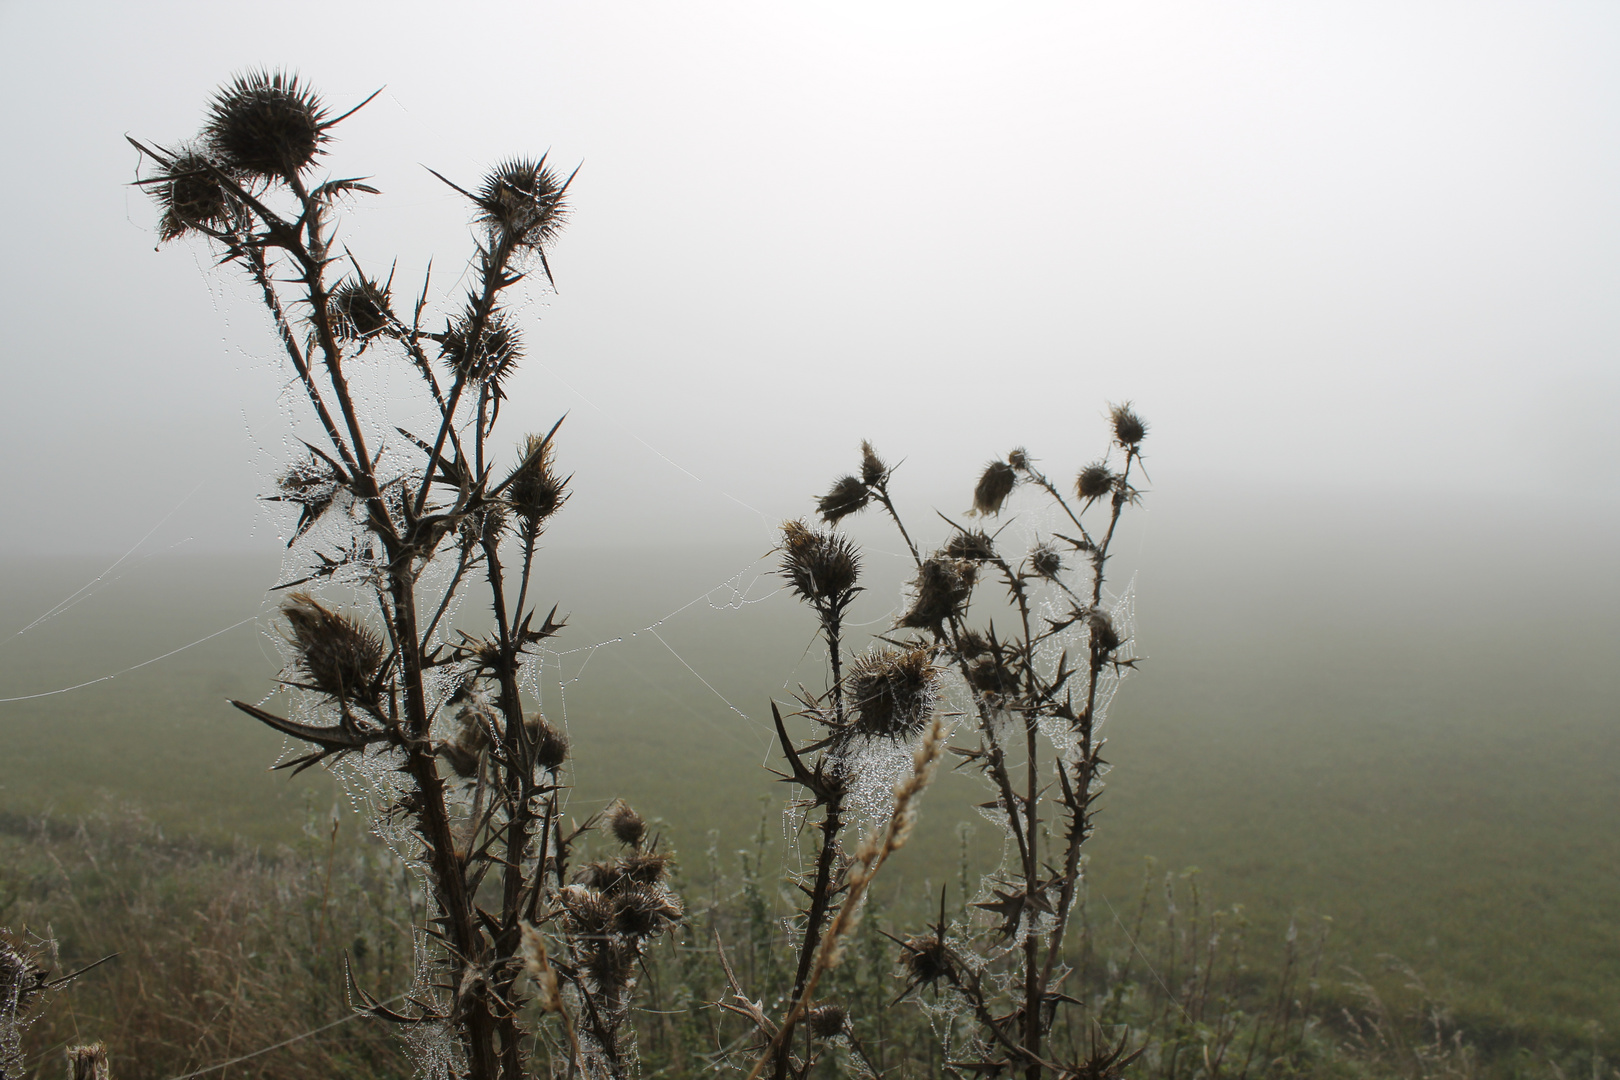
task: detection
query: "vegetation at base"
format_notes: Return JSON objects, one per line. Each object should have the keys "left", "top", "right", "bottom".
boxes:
{"left": 5, "top": 806, "right": 1614, "bottom": 1080}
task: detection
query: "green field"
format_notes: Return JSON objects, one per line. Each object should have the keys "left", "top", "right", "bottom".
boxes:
{"left": 2, "top": 490, "right": 1616, "bottom": 1055}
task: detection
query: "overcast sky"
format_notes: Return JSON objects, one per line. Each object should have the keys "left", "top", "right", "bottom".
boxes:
{"left": 1, "top": 0, "right": 1616, "bottom": 558}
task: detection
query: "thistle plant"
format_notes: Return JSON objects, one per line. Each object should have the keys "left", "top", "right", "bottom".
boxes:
{"left": 133, "top": 71, "right": 676, "bottom": 1080}
{"left": 740, "top": 414, "right": 1149, "bottom": 1078}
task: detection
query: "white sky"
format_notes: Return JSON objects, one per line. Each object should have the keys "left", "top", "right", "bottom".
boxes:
{"left": 1, "top": 0, "right": 1616, "bottom": 556}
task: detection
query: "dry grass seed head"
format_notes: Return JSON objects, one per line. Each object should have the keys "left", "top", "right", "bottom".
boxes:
{"left": 780, "top": 520, "right": 860, "bottom": 604}
{"left": 817, "top": 475, "right": 870, "bottom": 525}
{"left": 846, "top": 648, "right": 939, "bottom": 741}
{"left": 280, "top": 592, "right": 383, "bottom": 700}
{"left": 898, "top": 557, "right": 976, "bottom": 629}
{"left": 205, "top": 69, "right": 327, "bottom": 180}
{"left": 972, "top": 460, "right": 1017, "bottom": 516}
{"left": 1109, "top": 401, "right": 1148, "bottom": 448}
{"left": 1076, "top": 462, "right": 1114, "bottom": 501}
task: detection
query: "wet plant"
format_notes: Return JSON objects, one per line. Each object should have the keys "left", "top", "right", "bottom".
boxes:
{"left": 132, "top": 71, "right": 672, "bottom": 1080}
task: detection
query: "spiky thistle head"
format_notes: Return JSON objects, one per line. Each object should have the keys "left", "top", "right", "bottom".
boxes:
{"left": 1029, "top": 541, "right": 1063, "bottom": 579}
{"left": 898, "top": 557, "right": 976, "bottom": 629}
{"left": 280, "top": 593, "right": 383, "bottom": 702}
{"left": 943, "top": 530, "right": 996, "bottom": 562}
{"left": 972, "top": 460, "right": 1017, "bottom": 516}
{"left": 845, "top": 647, "right": 938, "bottom": 741}
{"left": 808, "top": 1004, "right": 848, "bottom": 1038}
{"left": 1086, "top": 610, "right": 1121, "bottom": 654}
{"left": 328, "top": 277, "right": 394, "bottom": 340}
{"left": 476, "top": 157, "right": 570, "bottom": 250}
{"left": 507, "top": 433, "right": 568, "bottom": 526}
{"left": 1007, "top": 447, "right": 1030, "bottom": 472}
{"left": 780, "top": 520, "right": 860, "bottom": 606}
{"left": 525, "top": 712, "right": 569, "bottom": 770}
{"left": 151, "top": 149, "right": 239, "bottom": 241}
{"left": 817, "top": 475, "right": 870, "bottom": 525}
{"left": 204, "top": 70, "right": 328, "bottom": 180}
{"left": 442, "top": 311, "right": 522, "bottom": 383}
{"left": 859, "top": 441, "right": 888, "bottom": 485}
{"left": 1076, "top": 462, "right": 1114, "bottom": 501}
{"left": 1109, "top": 402, "right": 1148, "bottom": 448}
{"left": 899, "top": 933, "right": 952, "bottom": 987}
{"left": 604, "top": 799, "right": 647, "bottom": 848}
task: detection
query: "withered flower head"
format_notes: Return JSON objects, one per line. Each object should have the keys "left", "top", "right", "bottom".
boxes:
{"left": 964, "top": 647, "right": 1021, "bottom": 699}
{"left": 1109, "top": 402, "right": 1148, "bottom": 448}
{"left": 972, "top": 460, "right": 1018, "bottom": 516}
{"left": 459, "top": 504, "right": 508, "bottom": 550}
{"left": 328, "top": 277, "right": 393, "bottom": 340}
{"left": 780, "top": 520, "right": 860, "bottom": 605}
{"left": 604, "top": 799, "right": 646, "bottom": 848}
{"left": 944, "top": 530, "right": 996, "bottom": 562}
{"left": 153, "top": 150, "right": 237, "bottom": 241}
{"left": 281, "top": 593, "right": 383, "bottom": 701}
{"left": 507, "top": 433, "right": 568, "bottom": 525}
{"left": 845, "top": 648, "right": 938, "bottom": 741}
{"left": 476, "top": 157, "right": 570, "bottom": 249}
{"left": 442, "top": 311, "right": 522, "bottom": 383}
{"left": 205, "top": 69, "right": 328, "bottom": 180}
{"left": 899, "top": 933, "right": 952, "bottom": 986}
{"left": 1076, "top": 462, "right": 1114, "bottom": 501}
{"left": 1030, "top": 542, "right": 1062, "bottom": 579}
{"left": 817, "top": 476, "right": 870, "bottom": 525}
{"left": 898, "top": 557, "right": 976, "bottom": 629}
{"left": 1086, "top": 610, "right": 1121, "bottom": 654}
{"left": 525, "top": 713, "right": 569, "bottom": 770}
{"left": 561, "top": 885, "right": 613, "bottom": 938}
{"left": 808, "top": 1004, "right": 848, "bottom": 1038}
{"left": 612, "top": 883, "right": 683, "bottom": 938}
{"left": 1007, "top": 447, "right": 1030, "bottom": 472}
{"left": 859, "top": 440, "right": 887, "bottom": 485}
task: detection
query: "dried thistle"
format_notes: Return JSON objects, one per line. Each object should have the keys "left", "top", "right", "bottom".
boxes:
{"left": 1086, "top": 610, "right": 1121, "bottom": 654}
{"left": 1030, "top": 541, "right": 1063, "bottom": 578}
{"left": 816, "top": 475, "right": 870, "bottom": 525}
{"left": 328, "top": 277, "right": 394, "bottom": 340}
{"left": 280, "top": 592, "right": 383, "bottom": 702}
{"left": 859, "top": 440, "right": 887, "bottom": 485}
{"left": 779, "top": 520, "right": 860, "bottom": 606}
{"left": 525, "top": 713, "right": 569, "bottom": 770}
{"left": 507, "top": 433, "right": 568, "bottom": 526}
{"left": 1007, "top": 446, "right": 1030, "bottom": 471}
{"left": 476, "top": 157, "right": 570, "bottom": 251}
{"left": 442, "top": 311, "right": 522, "bottom": 383}
{"left": 943, "top": 529, "right": 996, "bottom": 562}
{"left": 604, "top": 799, "right": 647, "bottom": 848}
{"left": 972, "top": 459, "right": 1017, "bottom": 516}
{"left": 66, "top": 1044, "right": 109, "bottom": 1080}
{"left": 205, "top": 69, "right": 328, "bottom": 179}
{"left": 611, "top": 883, "right": 683, "bottom": 937}
{"left": 1109, "top": 401, "right": 1148, "bottom": 448}
{"left": 898, "top": 933, "right": 952, "bottom": 988}
{"left": 807, "top": 1003, "right": 847, "bottom": 1038}
{"left": 897, "top": 556, "right": 976, "bottom": 629}
{"left": 1076, "top": 462, "right": 1114, "bottom": 501}
{"left": 152, "top": 149, "right": 237, "bottom": 241}
{"left": 844, "top": 648, "right": 938, "bottom": 741}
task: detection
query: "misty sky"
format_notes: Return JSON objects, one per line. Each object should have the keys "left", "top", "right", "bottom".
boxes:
{"left": 1, "top": 1, "right": 1616, "bottom": 558}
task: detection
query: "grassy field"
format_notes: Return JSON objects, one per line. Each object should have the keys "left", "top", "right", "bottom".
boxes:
{"left": 2, "top": 488, "right": 1616, "bottom": 1058}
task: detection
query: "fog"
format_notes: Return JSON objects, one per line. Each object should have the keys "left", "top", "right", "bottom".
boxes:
{"left": 0, "top": 1, "right": 1616, "bottom": 562}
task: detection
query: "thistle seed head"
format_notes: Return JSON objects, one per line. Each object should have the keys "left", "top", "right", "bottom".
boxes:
{"left": 898, "top": 557, "right": 976, "bottom": 629}
{"left": 1007, "top": 447, "right": 1030, "bottom": 472}
{"left": 845, "top": 647, "right": 938, "bottom": 741}
{"left": 525, "top": 713, "right": 569, "bottom": 770}
{"left": 611, "top": 883, "right": 683, "bottom": 938}
{"left": 604, "top": 799, "right": 647, "bottom": 848}
{"left": 476, "top": 157, "right": 570, "bottom": 250}
{"left": 780, "top": 520, "right": 860, "bottom": 606}
{"left": 442, "top": 312, "right": 522, "bottom": 383}
{"left": 328, "top": 277, "right": 394, "bottom": 340}
{"left": 859, "top": 440, "right": 887, "bottom": 485}
{"left": 1030, "top": 542, "right": 1063, "bottom": 579}
{"left": 1109, "top": 402, "right": 1148, "bottom": 448}
{"left": 943, "top": 530, "right": 996, "bottom": 562}
{"left": 153, "top": 150, "right": 238, "bottom": 241}
{"left": 808, "top": 1003, "right": 848, "bottom": 1038}
{"left": 281, "top": 593, "right": 383, "bottom": 701}
{"left": 972, "top": 460, "right": 1017, "bottom": 516}
{"left": 507, "top": 434, "right": 568, "bottom": 525}
{"left": 561, "top": 885, "right": 613, "bottom": 937}
{"left": 1086, "top": 610, "right": 1121, "bottom": 654}
{"left": 817, "top": 476, "right": 870, "bottom": 525}
{"left": 900, "top": 933, "right": 952, "bottom": 986}
{"left": 1076, "top": 462, "right": 1114, "bottom": 501}
{"left": 205, "top": 70, "right": 327, "bottom": 180}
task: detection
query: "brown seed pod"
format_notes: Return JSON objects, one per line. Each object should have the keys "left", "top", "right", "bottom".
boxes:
{"left": 604, "top": 799, "right": 647, "bottom": 848}
{"left": 205, "top": 69, "right": 328, "bottom": 180}
{"left": 780, "top": 520, "right": 860, "bottom": 605}
{"left": 1076, "top": 462, "right": 1114, "bottom": 501}
{"left": 859, "top": 440, "right": 887, "bottom": 485}
{"left": 808, "top": 1003, "right": 848, "bottom": 1038}
{"left": 972, "top": 460, "right": 1017, "bottom": 516}
{"left": 898, "top": 557, "right": 976, "bottom": 629}
{"left": 476, "top": 157, "right": 570, "bottom": 250}
{"left": 1109, "top": 402, "right": 1148, "bottom": 447}
{"left": 816, "top": 475, "right": 870, "bottom": 525}
{"left": 281, "top": 593, "right": 383, "bottom": 702}
{"left": 845, "top": 648, "right": 938, "bottom": 741}
{"left": 328, "top": 277, "right": 394, "bottom": 340}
